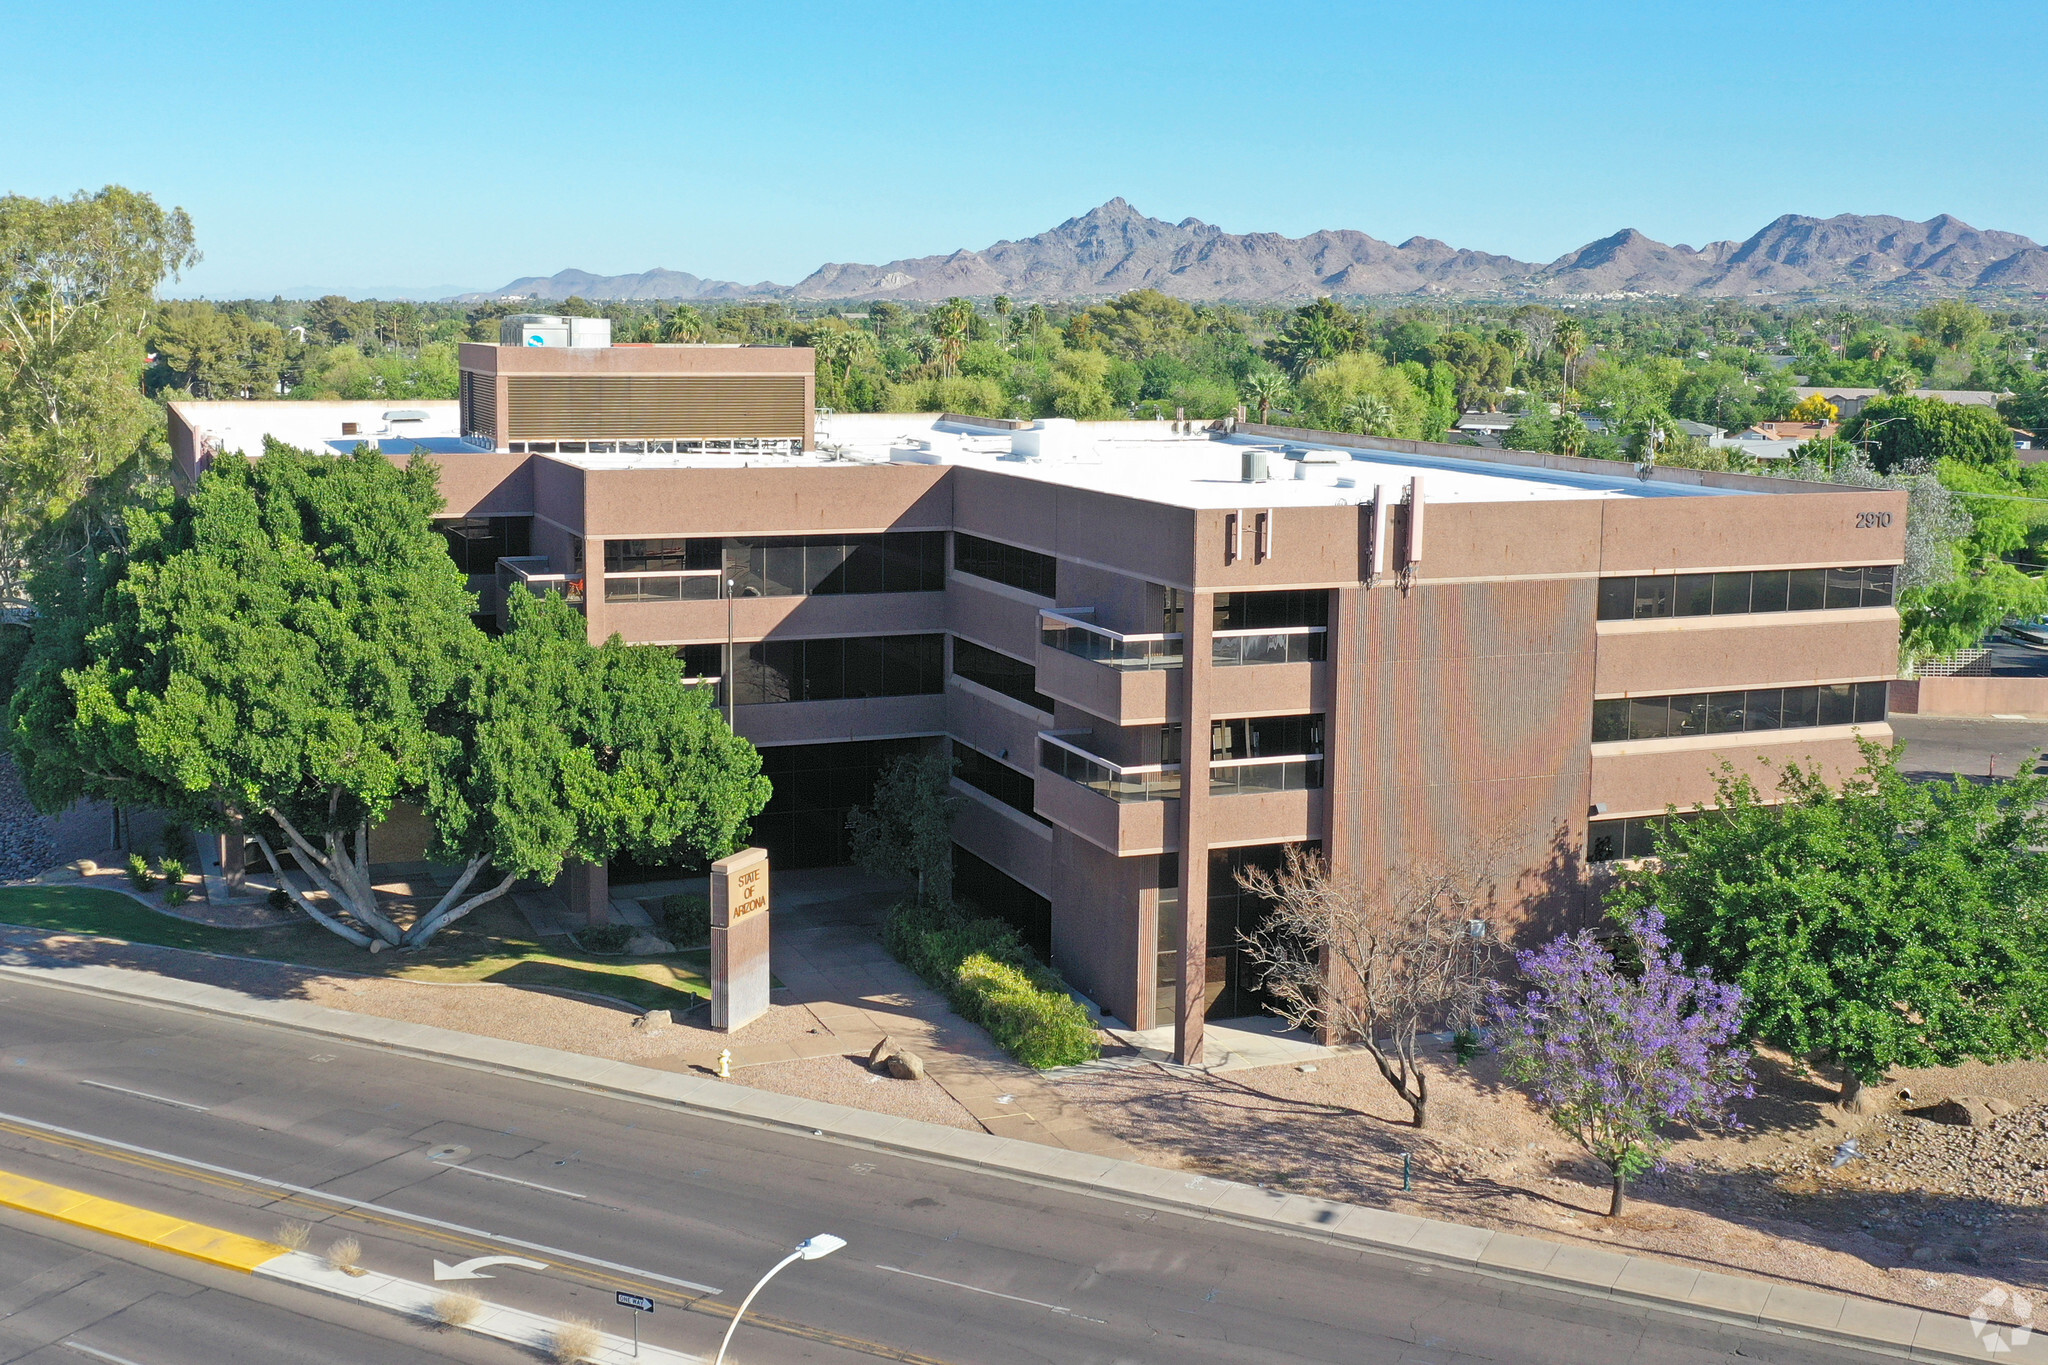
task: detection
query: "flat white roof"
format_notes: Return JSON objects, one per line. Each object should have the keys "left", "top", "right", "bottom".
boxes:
{"left": 172, "top": 401, "right": 476, "bottom": 459}
{"left": 560, "top": 414, "right": 1753, "bottom": 506}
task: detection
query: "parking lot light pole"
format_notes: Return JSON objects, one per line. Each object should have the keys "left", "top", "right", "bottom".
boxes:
{"left": 713, "top": 1234, "right": 846, "bottom": 1365}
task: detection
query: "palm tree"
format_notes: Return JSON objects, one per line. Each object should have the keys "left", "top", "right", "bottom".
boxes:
{"left": 928, "top": 298, "right": 976, "bottom": 378}
{"left": 1551, "top": 410, "right": 1589, "bottom": 458}
{"left": 1242, "top": 371, "right": 1289, "bottom": 424}
{"left": 1341, "top": 394, "right": 1395, "bottom": 437}
{"left": 1553, "top": 317, "right": 1587, "bottom": 400}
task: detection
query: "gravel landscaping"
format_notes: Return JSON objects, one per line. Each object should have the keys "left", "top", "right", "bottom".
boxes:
{"left": 0, "top": 756, "right": 56, "bottom": 882}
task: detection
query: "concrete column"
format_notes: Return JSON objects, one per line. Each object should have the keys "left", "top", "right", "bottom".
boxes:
{"left": 564, "top": 859, "right": 610, "bottom": 926}
{"left": 579, "top": 536, "right": 605, "bottom": 645}
{"left": 1174, "top": 588, "right": 1214, "bottom": 1066}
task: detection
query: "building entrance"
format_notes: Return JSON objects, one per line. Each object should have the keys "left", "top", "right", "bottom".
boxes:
{"left": 1204, "top": 842, "right": 1317, "bottom": 1019}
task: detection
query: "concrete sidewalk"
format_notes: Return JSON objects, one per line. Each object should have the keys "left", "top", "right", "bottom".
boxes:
{"left": 0, "top": 948, "right": 2031, "bottom": 1364}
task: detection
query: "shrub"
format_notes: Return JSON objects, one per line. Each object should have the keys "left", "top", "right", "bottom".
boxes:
{"left": 268, "top": 887, "right": 294, "bottom": 913}
{"left": 578, "top": 924, "right": 632, "bottom": 954}
{"left": 548, "top": 1316, "right": 602, "bottom": 1363}
{"left": 883, "top": 901, "right": 1099, "bottom": 1068}
{"left": 660, "top": 893, "right": 711, "bottom": 947}
{"left": 274, "top": 1219, "right": 311, "bottom": 1250}
{"left": 164, "top": 880, "right": 193, "bottom": 907}
{"left": 158, "top": 824, "right": 191, "bottom": 862}
{"left": 324, "top": 1236, "right": 362, "bottom": 1274}
{"left": 433, "top": 1289, "right": 483, "bottom": 1326}
{"left": 126, "top": 853, "right": 156, "bottom": 892}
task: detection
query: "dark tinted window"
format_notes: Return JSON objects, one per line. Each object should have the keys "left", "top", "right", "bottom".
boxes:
{"left": 952, "top": 638, "right": 1053, "bottom": 713}
{"left": 605, "top": 537, "right": 717, "bottom": 573}
{"left": 1213, "top": 589, "right": 1329, "bottom": 631}
{"left": 1211, "top": 714, "right": 1324, "bottom": 759}
{"left": 1595, "top": 681, "right": 1889, "bottom": 741}
{"left": 732, "top": 634, "right": 943, "bottom": 706}
{"left": 1675, "top": 574, "right": 1715, "bottom": 617}
{"left": 439, "top": 517, "right": 532, "bottom": 575}
{"left": 952, "top": 742, "right": 1045, "bottom": 824}
{"left": 954, "top": 532, "right": 1057, "bottom": 598}
{"left": 721, "top": 532, "right": 942, "bottom": 598}
{"left": 1599, "top": 568, "right": 1895, "bottom": 619}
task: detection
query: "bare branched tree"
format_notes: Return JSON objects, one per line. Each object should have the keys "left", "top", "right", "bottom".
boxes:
{"left": 1237, "top": 847, "right": 1498, "bottom": 1128}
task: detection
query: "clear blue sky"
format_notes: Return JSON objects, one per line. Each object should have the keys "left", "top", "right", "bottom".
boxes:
{"left": 7, "top": 0, "right": 2043, "bottom": 298}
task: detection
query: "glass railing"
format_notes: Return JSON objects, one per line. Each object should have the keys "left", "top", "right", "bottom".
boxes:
{"left": 1039, "top": 609, "right": 1183, "bottom": 671}
{"left": 1211, "top": 627, "right": 1327, "bottom": 666}
{"left": 1208, "top": 754, "right": 1324, "bottom": 796}
{"left": 1039, "top": 734, "right": 1182, "bottom": 803}
{"left": 604, "top": 569, "right": 722, "bottom": 602}
{"left": 496, "top": 557, "right": 585, "bottom": 606}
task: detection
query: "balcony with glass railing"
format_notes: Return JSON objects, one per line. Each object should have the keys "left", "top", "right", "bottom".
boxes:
{"left": 1039, "top": 609, "right": 1183, "bottom": 672}
{"left": 1211, "top": 625, "right": 1327, "bottom": 666}
{"left": 496, "top": 556, "right": 585, "bottom": 607}
{"left": 1208, "top": 754, "right": 1324, "bottom": 796}
{"left": 1038, "top": 732, "right": 1182, "bottom": 803}
{"left": 604, "top": 568, "right": 723, "bottom": 603}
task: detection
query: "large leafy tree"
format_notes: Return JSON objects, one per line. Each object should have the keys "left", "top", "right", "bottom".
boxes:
{"left": 1609, "top": 741, "right": 2048, "bottom": 1108}
{"left": 1845, "top": 395, "right": 2017, "bottom": 475}
{"left": 0, "top": 186, "right": 197, "bottom": 604}
{"left": 9, "top": 442, "right": 768, "bottom": 949}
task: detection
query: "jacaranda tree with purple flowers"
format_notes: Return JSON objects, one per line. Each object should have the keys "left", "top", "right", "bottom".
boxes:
{"left": 1492, "top": 909, "right": 1753, "bottom": 1216}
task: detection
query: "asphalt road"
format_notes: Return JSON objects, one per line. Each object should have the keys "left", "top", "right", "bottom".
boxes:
{"left": 0, "top": 977, "right": 1892, "bottom": 1365}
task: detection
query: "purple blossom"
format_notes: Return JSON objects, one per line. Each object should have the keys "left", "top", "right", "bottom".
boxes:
{"left": 1491, "top": 909, "right": 1753, "bottom": 1205}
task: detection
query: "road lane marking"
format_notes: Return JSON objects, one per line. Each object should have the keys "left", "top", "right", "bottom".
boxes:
{"left": 431, "top": 1160, "right": 585, "bottom": 1200}
{"left": 63, "top": 1342, "right": 149, "bottom": 1365}
{"left": 0, "top": 1107, "right": 720, "bottom": 1296}
{"left": 874, "top": 1264, "right": 1108, "bottom": 1323}
{"left": 75, "top": 1081, "right": 207, "bottom": 1112}
{"left": 0, "top": 1168, "right": 284, "bottom": 1272}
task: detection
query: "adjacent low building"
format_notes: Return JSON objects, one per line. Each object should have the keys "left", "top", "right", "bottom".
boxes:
{"left": 169, "top": 332, "right": 1906, "bottom": 1063}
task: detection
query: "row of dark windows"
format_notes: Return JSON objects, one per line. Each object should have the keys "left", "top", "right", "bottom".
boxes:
{"left": 730, "top": 634, "right": 944, "bottom": 706}
{"left": 953, "top": 843, "right": 1052, "bottom": 959}
{"left": 1213, "top": 589, "right": 1328, "bottom": 631}
{"left": 605, "top": 532, "right": 946, "bottom": 597}
{"left": 1211, "top": 713, "right": 1324, "bottom": 760}
{"left": 1592, "top": 682, "right": 1888, "bottom": 743}
{"left": 750, "top": 738, "right": 924, "bottom": 870}
{"left": 1597, "top": 566, "right": 1895, "bottom": 621}
{"left": 438, "top": 517, "right": 532, "bottom": 575}
{"left": 952, "top": 740, "right": 1046, "bottom": 824}
{"left": 1589, "top": 811, "right": 1712, "bottom": 864}
{"left": 951, "top": 638, "right": 1053, "bottom": 714}
{"left": 954, "top": 532, "right": 1058, "bottom": 599}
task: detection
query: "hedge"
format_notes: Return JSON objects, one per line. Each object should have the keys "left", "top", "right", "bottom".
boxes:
{"left": 884, "top": 900, "right": 1100, "bottom": 1068}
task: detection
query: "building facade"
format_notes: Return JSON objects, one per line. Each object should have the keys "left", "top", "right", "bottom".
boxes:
{"left": 169, "top": 335, "right": 1907, "bottom": 1064}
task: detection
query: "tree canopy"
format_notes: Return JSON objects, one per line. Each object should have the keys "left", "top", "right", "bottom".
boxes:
{"left": 8, "top": 442, "right": 768, "bottom": 948}
{"left": 1609, "top": 741, "right": 2048, "bottom": 1104}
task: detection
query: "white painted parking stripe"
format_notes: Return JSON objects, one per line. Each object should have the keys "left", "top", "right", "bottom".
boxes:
{"left": 63, "top": 1342, "right": 150, "bottom": 1365}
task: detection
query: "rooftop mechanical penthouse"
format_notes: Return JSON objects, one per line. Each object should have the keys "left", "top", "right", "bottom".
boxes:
{"left": 169, "top": 329, "right": 1907, "bottom": 1064}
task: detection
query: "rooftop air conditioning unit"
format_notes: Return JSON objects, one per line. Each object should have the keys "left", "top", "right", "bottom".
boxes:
{"left": 502, "top": 314, "right": 570, "bottom": 347}
{"left": 566, "top": 317, "right": 611, "bottom": 348}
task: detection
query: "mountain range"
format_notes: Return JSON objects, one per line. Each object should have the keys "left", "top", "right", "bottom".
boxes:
{"left": 457, "top": 200, "right": 2048, "bottom": 304}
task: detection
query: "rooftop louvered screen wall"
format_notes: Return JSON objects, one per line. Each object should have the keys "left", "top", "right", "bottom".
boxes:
{"left": 460, "top": 370, "right": 497, "bottom": 443}
{"left": 503, "top": 375, "right": 807, "bottom": 440}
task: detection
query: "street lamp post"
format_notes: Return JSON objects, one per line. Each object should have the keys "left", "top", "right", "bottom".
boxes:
{"left": 712, "top": 1234, "right": 846, "bottom": 1365}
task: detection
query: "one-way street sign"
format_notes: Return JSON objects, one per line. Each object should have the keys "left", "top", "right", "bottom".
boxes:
{"left": 616, "top": 1291, "right": 655, "bottom": 1312}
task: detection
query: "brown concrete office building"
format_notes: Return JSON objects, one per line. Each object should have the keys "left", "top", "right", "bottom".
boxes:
{"left": 169, "top": 335, "right": 1906, "bottom": 1063}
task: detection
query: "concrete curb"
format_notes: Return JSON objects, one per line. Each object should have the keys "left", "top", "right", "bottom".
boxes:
{"left": 1, "top": 953, "right": 2037, "bottom": 1364}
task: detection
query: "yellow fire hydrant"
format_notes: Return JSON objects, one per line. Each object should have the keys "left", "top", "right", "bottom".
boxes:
{"left": 717, "top": 1048, "right": 732, "bottom": 1079}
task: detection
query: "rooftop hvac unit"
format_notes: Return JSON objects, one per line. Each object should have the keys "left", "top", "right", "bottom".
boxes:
{"left": 566, "top": 316, "right": 611, "bottom": 348}
{"left": 1241, "top": 448, "right": 1270, "bottom": 483}
{"left": 502, "top": 314, "right": 569, "bottom": 347}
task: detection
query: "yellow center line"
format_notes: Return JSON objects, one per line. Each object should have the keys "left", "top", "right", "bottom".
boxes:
{"left": 0, "top": 1120, "right": 956, "bottom": 1365}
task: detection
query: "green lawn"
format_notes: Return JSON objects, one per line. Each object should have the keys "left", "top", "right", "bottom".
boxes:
{"left": 0, "top": 885, "right": 714, "bottom": 1013}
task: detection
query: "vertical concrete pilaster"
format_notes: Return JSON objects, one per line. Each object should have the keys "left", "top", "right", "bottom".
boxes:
{"left": 1174, "top": 587, "right": 1214, "bottom": 1065}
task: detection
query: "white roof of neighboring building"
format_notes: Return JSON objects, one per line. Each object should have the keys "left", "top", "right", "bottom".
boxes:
{"left": 1793, "top": 386, "right": 2005, "bottom": 406}
{"left": 171, "top": 401, "right": 475, "bottom": 458}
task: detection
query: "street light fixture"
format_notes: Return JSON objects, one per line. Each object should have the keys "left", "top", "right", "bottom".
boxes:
{"left": 712, "top": 1234, "right": 846, "bottom": 1365}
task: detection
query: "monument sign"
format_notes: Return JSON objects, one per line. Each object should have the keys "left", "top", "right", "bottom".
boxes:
{"left": 710, "top": 847, "right": 770, "bottom": 1031}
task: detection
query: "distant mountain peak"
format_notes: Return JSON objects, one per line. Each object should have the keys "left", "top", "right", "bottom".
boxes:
{"left": 462, "top": 207, "right": 2048, "bottom": 303}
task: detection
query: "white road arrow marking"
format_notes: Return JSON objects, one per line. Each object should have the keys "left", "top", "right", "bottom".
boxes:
{"left": 433, "top": 1254, "right": 551, "bottom": 1281}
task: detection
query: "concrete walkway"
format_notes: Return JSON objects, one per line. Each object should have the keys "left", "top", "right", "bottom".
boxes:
{"left": 626, "top": 868, "right": 1135, "bottom": 1157}
{"left": 0, "top": 948, "right": 2025, "bottom": 1365}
